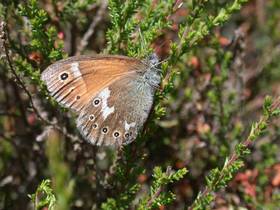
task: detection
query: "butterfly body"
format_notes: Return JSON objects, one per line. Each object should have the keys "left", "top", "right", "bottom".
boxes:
{"left": 41, "top": 54, "right": 161, "bottom": 146}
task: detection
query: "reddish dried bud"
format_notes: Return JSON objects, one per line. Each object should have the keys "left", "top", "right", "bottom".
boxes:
{"left": 196, "top": 122, "right": 210, "bottom": 135}
{"left": 272, "top": 164, "right": 280, "bottom": 187}
{"left": 137, "top": 174, "right": 148, "bottom": 183}
{"left": 219, "top": 36, "right": 231, "bottom": 47}
{"left": 27, "top": 113, "right": 37, "bottom": 126}
{"left": 28, "top": 51, "right": 42, "bottom": 63}
{"left": 189, "top": 56, "right": 200, "bottom": 69}
{"left": 159, "top": 205, "right": 166, "bottom": 210}
{"left": 175, "top": 161, "right": 185, "bottom": 169}
{"left": 58, "top": 32, "right": 64, "bottom": 40}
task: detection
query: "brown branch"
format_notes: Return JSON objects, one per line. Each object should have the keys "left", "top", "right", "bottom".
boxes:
{"left": 2, "top": 22, "right": 44, "bottom": 122}
{"left": 187, "top": 97, "right": 280, "bottom": 210}
{"left": 103, "top": 147, "right": 124, "bottom": 188}
{"left": 146, "top": 166, "right": 172, "bottom": 208}
{"left": 75, "top": 1, "right": 108, "bottom": 55}
{"left": 1, "top": 21, "right": 80, "bottom": 143}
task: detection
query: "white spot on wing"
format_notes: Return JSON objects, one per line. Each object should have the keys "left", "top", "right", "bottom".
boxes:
{"left": 98, "top": 88, "right": 115, "bottom": 120}
{"left": 69, "top": 86, "right": 75, "bottom": 92}
{"left": 71, "top": 62, "right": 82, "bottom": 78}
{"left": 125, "top": 121, "right": 136, "bottom": 131}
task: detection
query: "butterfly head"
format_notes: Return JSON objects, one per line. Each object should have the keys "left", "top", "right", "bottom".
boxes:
{"left": 147, "top": 53, "right": 159, "bottom": 67}
{"left": 142, "top": 53, "right": 162, "bottom": 88}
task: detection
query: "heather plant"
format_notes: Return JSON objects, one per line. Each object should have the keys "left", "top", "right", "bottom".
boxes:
{"left": 0, "top": 0, "right": 280, "bottom": 210}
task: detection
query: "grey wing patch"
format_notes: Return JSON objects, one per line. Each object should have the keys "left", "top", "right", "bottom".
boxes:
{"left": 76, "top": 73, "right": 156, "bottom": 146}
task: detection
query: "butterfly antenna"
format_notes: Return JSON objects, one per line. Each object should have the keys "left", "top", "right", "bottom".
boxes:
{"left": 151, "top": 0, "right": 183, "bottom": 68}
{"left": 151, "top": 56, "right": 171, "bottom": 69}
{"left": 138, "top": 27, "right": 147, "bottom": 54}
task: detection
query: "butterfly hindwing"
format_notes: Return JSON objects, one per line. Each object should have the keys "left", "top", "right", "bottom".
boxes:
{"left": 76, "top": 73, "right": 156, "bottom": 146}
{"left": 41, "top": 55, "right": 144, "bottom": 112}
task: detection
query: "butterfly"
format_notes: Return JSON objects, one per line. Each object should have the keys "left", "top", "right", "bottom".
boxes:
{"left": 41, "top": 54, "right": 161, "bottom": 146}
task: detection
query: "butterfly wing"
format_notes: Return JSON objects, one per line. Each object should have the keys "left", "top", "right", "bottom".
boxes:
{"left": 41, "top": 55, "right": 144, "bottom": 112}
{"left": 76, "top": 72, "right": 157, "bottom": 146}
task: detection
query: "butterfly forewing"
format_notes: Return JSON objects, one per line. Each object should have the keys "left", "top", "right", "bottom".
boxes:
{"left": 41, "top": 55, "right": 144, "bottom": 112}
{"left": 76, "top": 72, "right": 156, "bottom": 146}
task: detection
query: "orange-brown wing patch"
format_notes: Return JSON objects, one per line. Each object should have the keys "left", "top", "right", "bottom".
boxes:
{"left": 41, "top": 55, "right": 144, "bottom": 112}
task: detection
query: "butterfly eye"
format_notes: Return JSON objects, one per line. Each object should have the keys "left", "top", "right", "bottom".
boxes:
{"left": 60, "top": 72, "right": 69, "bottom": 81}
{"left": 113, "top": 131, "right": 120, "bottom": 138}
{"left": 124, "top": 133, "right": 129, "bottom": 138}
{"left": 89, "top": 115, "right": 95, "bottom": 121}
{"left": 93, "top": 98, "right": 101, "bottom": 106}
{"left": 102, "top": 127, "right": 108, "bottom": 134}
